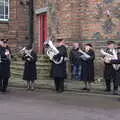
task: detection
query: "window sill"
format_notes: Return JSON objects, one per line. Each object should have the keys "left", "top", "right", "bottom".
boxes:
{"left": 0, "top": 20, "right": 9, "bottom": 24}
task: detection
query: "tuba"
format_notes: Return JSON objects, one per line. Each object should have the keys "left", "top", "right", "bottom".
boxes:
{"left": 44, "top": 39, "right": 63, "bottom": 64}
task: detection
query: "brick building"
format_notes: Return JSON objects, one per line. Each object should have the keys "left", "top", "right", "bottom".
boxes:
{"left": 34, "top": 0, "right": 120, "bottom": 53}
{"left": 0, "top": 0, "right": 119, "bottom": 79}
{"left": 0, "top": 0, "right": 120, "bottom": 52}
{"left": 0, "top": 0, "right": 29, "bottom": 50}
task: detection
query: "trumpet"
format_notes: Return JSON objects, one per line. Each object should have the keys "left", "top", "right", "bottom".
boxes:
{"left": 20, "top": 47, "right": 33, "bottom": 59}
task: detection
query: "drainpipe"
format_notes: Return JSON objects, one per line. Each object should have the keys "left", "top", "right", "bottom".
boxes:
{"left": 28, "top": 0, "right": 34, "bottom": 48}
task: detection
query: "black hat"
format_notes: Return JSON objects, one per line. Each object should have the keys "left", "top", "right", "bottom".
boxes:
{"left": 1, "top": 39, "right": 8, "bottom": 43}
{"left": 117, "top": 42, "right": 120, "bottom": 47}
{"left": 56, "top": 39, "right": 63, "bottom": 43}
{"left": 1, "top": 39, "right": 4, "bottom": 41}
{"left": 107, "top": 40, "right": 115, "bottom": 45}
{"left": 85, "top": 43, "right": 93, "bottom": 48}
{"left": 26, "top": 45, "right": 32, "bottom": 50}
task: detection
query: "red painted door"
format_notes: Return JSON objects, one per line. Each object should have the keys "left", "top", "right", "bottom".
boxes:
{"left": 39, "top": 13, "right": 47, "bottom": 54}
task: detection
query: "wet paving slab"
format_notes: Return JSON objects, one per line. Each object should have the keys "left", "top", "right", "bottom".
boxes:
{"left": 0, "top": 88, "right": 120, "bottom": 120}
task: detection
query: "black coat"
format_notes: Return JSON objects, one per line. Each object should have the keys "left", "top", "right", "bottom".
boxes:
{"left": 111, "top": 48, "right": 120, "bottom": 64}
{"left": 51, "top": 45, "right": 67, "bottom": 78}
{"left": 70, "top": 48, "right": 82, "bottom": 65}
{"left": 104, "top": 48, "right": 116, "bottom": 79}
{"left": 23, "top": 51, "right": 37, "bottom": 81}
{"left": 81, "top": 49, "right": 95, "bottom": 82}
{"left": 0, "top": 46, "right": 11, "bottom": 78}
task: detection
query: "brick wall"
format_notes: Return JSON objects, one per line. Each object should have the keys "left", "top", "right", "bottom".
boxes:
{"left": 0, "top": 0, "right": 29, "bottom": 49}
{"left": 34, "top": 0, "right": 120, "bottom": 78}
{"left": 82, "top": 0, "right": 120, "bottom": 46}
{"left": 0, "top": 0, "right": 119, "bottom": 50}
{"left": 34, "top": 0, "right": 120, "bottom": 46}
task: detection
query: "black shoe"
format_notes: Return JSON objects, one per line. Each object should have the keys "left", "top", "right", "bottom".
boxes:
{"left": 2, "top": 89, "right": 7, "bottom": 93}
{"left": 104, "top": 89, "right": 111, "bottom": 92}
{"left": 113, "top": 91, "right": 118, "bottom": 95}
{"left": 57, "top": 90, "right": 64, "bottom": 93}
{"left": 0, "top": 88, "right": 3, "bottom": 92}
{"left": 87, "top": 89, "right": 90, "bottom": 92}
{"left": 82, "top": 88, "right": 88, "bottom": 90}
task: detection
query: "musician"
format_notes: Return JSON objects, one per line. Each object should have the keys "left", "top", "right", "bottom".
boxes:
{"left": 2, "top": 39, "right": 12, "bottom": 59}
{"left": 51, "top": 39, "right": 67, "bottom": 93}
{"left": 111, "top": 43, "right": 120, "bottom": 64}
{"left": 103, "top": 41, "right": 118, "bottom": 95}
{"left": 70, "top": 43, "right": 82, "bottom": 80}
{"left": 0, "top": 39, "right": 11, "bottom": 93}
{"left": 81, "top": 44, "right": 95, "bottom": 91}
{"left": 22, "top": 46, "right": 37, "bottom": 90}
{"left": 110, "top": 43, "right": 120, "bottom": 87}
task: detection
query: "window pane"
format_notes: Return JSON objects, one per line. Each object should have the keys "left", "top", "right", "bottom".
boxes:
{"left": 0, "top": 4, "right": 4, "bottom": 15}
{"left": 5, "top": 5, "right": 8, "bottom": 14}
{"left": 5, "top": 0, "right": 8, "bottom": 6}
{"left": 0, "top": 14, "right": 4, "bottom": 19}
{"left": 5, "top": 15, "right": 8, "bottom": 19}
{"left": 0, "top": 0, "right": 9, "bottom": 20}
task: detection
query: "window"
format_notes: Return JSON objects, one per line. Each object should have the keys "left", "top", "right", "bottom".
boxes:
{"left": 0, "top": 0, "right": 9, "bottom": 21}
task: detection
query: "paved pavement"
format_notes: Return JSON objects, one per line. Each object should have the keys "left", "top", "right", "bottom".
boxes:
{"left": 0, "top": 88, "right": 120, "bottom": 120}
{"left": 9, "top": 79, "right": 120, "bottom": 95}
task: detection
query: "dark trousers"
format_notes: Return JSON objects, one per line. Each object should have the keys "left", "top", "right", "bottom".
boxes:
{"left": 54, "top": 77, "right": 64, "bottom": 92}
{"left": 0, "top": 77, "right": 9, "bottom": 92}
{"left": 104, "top": 68, "right": 118, "bottom": 91}
{"left": 116, "top": 70, "right": 120, "bottom": 86}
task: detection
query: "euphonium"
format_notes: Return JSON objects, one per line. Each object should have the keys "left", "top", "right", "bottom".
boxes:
{"left": 78, "top": 49, "right": 91, "bottom": 60}
{"left": 100, "top": 49, "right": 113, "bottom": 63}
{"left": 100, "top": 49, "right": 120, "bottom": 70}
{"left": 44, "top": 40, "right": 63, "bottom": 64}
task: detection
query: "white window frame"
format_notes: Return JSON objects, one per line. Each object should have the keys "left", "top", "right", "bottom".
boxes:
{"left": 0, "top": 0, "right": 9, "bottom": 21}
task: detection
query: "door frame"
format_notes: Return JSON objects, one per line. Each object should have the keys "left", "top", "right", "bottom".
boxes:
{"left": 39, "top": 13, "right": 47, "bottom": 54}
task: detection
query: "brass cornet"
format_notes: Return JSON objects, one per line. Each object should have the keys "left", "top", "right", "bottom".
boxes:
{"left": 20, "top": 47, "right": 33, "bottom": 59}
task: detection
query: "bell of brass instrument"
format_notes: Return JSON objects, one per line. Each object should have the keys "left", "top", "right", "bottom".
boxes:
{"left": 44, "top": 40, "right": 63, "bottom": 64}
{"left": 78, "top": 49, "right": 91, "bottom": 60}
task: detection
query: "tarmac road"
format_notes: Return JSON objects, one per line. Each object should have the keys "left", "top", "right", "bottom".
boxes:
{"left": 0, "top": 88, "right": 120, "bottom": 120}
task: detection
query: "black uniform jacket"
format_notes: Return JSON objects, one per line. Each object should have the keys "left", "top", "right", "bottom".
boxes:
{"left": 70, "top": 48, "right": 82, "bottom": 65}
{"left": 104, "top": 48, "right": 118, "bottom": 79}
{"left": 51, "top": 45, "right": 67, "bottom": 78}
{"left": 0, "top": 46, "right": 11, "bottom": 78}
{"left": 111, "top": 48, "right": 120, "bottom": 64}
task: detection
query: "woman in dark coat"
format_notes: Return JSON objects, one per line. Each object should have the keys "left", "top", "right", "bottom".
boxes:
{"left": 22, "top": 47, "right": 37, "bottom": 90}
{"left": 51, "top": 39, "right": 67, "bottom": 93}
{"left": 81, "top": 44, "right": 95, "bottom": 91}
